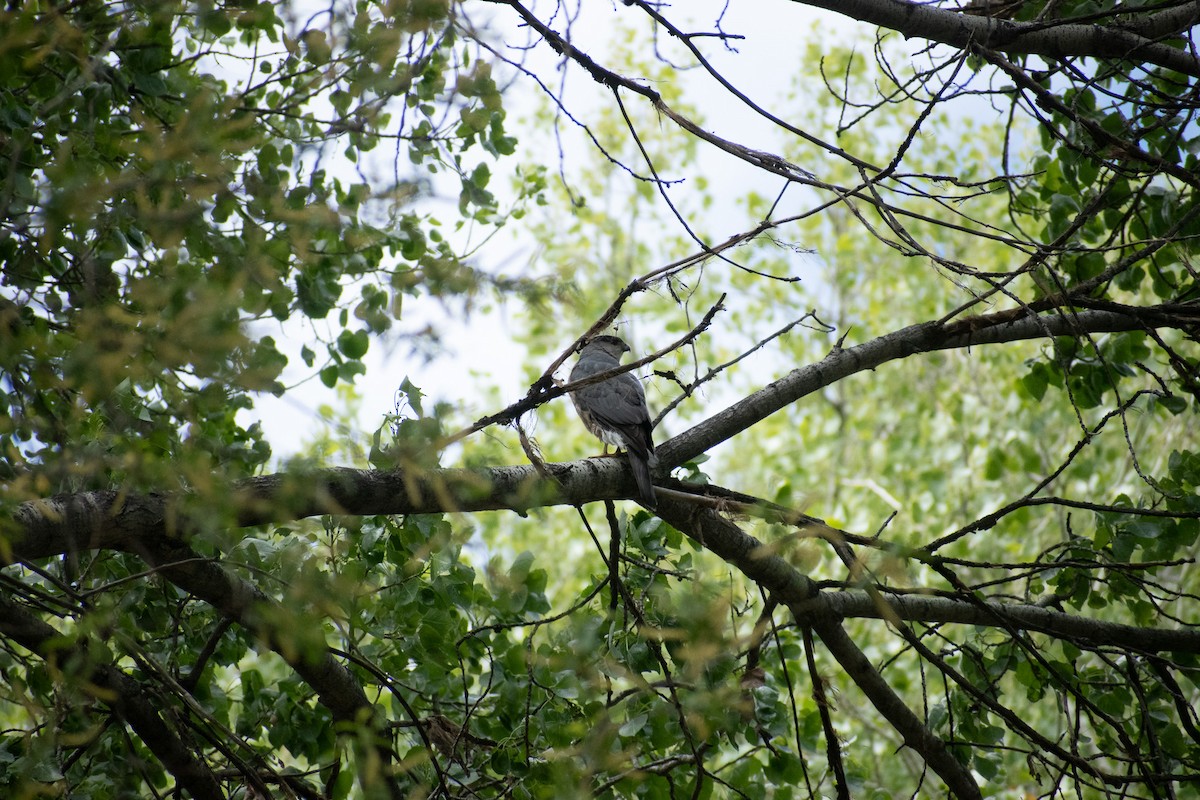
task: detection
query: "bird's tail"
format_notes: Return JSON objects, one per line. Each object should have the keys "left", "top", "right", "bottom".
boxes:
{"left": 629, "top": 453, "right": 657, "bottom": 510}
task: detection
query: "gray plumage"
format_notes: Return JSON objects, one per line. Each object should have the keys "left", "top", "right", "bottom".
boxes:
{"left": 570, "top": 335, "right": 656, "bottom": 509}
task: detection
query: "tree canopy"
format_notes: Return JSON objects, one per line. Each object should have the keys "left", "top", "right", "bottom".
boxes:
{"left": 2, "top": 1, "right": 1200, "bottom": 798}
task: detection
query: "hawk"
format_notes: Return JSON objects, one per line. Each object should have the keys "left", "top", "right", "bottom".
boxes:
{"left": 569, "top": 335, "right": 657, "bottom": 509}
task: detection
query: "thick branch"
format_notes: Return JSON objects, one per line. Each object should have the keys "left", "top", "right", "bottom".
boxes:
{"left": 826, "top": 590, "right": 1200, "bottom": 653}
{"left": 0, "top": 593, "right": 224, "bottom": 800}
{"left": 807, "top": 616, "right": 983, "bottom": 800}
{"left": 659, "top": 303, "right": 1200, "bottom": 468}
{"left": 651, "top": 496, "right": 981, "bottom": 799}
{"left": 127, "top": 540, "right": 404, "bottom": 799}
{"left": 7, "top": 461, "right": 621, "bottom": 560}
{"left": 791, "top": 0, "right": 1200, "bottom": 77}
{"left": 129, "top": 540, "right": 375, "bottom": 724}
{"left": 8, "top": 303, "right": 1196, "bottom": 563}
{"left": 16, "top": 481, "right": 1197, "bottom": 650}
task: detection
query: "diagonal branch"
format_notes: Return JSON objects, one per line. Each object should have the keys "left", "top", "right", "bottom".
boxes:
{"left": 491, "top": 0, "right": 824, "bottom": 182}
{"left": 650, "top": 495, "right": 982, "bottom": 799}
{"left": 124, "top": 540, "right": 405, "bottom": 800}
{"left": 0, "top": 592, "right": 224, "bottom": 800}
{"left": 8, "top": 302, "right": 1197, "bottom": 564}
{"left": 659, "top": 302, "right": 1200, "bottom": 468}
{"left": 443, "top": 293, "right": 725, "bottom": 446}
{"left": 808, "top": 616, "right": 982, "bottom": 800}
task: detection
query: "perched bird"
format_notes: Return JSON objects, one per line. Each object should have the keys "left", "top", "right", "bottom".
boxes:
{"left": 569, "top": 335, "right": 657, "bottom": 509}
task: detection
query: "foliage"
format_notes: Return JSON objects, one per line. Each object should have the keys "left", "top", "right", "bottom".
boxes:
{"left": 2, "top": 1, "right": 1200, "bottom": 799}
{"left": 0, "top": 0, "right": 535, "bottom": 496}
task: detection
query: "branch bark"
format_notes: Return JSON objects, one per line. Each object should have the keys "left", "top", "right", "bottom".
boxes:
{"left": 808, "top": 616, "right": 983, "bottom": 800}
{"left": 651, "top": 494, "right": 983, "bottom": 799}
{"left": 0, "top": 593, "right": 224, "bottom": 800}
{"left": 9, "top": 303, "right": 1196, "bottom": 563}
{"left": 789, "top": 0, "right": 1200, "bottom": 77}
{"left": 660, "top": 302, "right": 1199, "bottom": 468}
{"left": 126, "top": 540, "right": 404, "bottom": 799}
{"left": 824, "top": 589, "right": 1200, "bottom": 653}
{"left": 128, "top": 540, "right": 378, "bottom": 725}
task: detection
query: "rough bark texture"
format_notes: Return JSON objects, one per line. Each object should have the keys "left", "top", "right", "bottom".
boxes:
{"left": 652, "top": 496, "right": 983, "bottom": 798}
{"left": 789, "top": 0, "right": 1200, "bottom": 76}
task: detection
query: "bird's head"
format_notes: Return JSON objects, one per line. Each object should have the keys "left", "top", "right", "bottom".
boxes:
{"left": 580, "top": 334, "right": 631, "bottom": 360}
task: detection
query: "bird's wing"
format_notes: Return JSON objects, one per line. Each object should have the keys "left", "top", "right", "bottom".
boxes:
{"left": 576, "top": 374, "right": 649, "bottom": 428}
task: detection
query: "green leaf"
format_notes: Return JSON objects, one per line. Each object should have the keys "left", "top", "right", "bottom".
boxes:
{"left": 398, "top": 376, "right": 425, "bottom": 416}
{"left": 618, "top": 713, "right": 648, "bottom": 737}
{"left": 1020, "top": 362, "right": 1049, "bottom": 401}
{"left": 336, "top": 329, "right": 370, "bottom": 359}
{"left": 1157, "top": 395, "right": 1189, "bottom": 415}
{"left": 1047, "top": 193, "right": 1081, "bottom": 239}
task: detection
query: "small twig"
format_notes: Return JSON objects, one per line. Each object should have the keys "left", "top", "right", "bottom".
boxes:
{"left": 654, "top": 310, "right": 834, "bottom": 426}
{"left": 605, "top": 500, "right": 621, "bottom": 610}
{"left": 803, "top": 625, "right": 850, "bottom": 800}
{"left": 440, "top": 293, "right": 727, "bottom": 447}
{"left": 516, "top": 419, "right": 555, "bottom": 482}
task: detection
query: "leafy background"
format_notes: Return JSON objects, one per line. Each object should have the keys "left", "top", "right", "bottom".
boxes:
{"left": 1, "top": 1, "right": 1198, "bottom": 798}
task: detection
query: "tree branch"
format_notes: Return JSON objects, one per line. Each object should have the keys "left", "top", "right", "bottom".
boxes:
{"left": 789, "top": 0, "right": 1200, "bottom": 77}
{"left": 659, "top": 302, "right": 1200, "bottom": 468}
{"left": 824, "top": 589, "right": 1200, "bottom": 653}
{"left": 808, "top": 616, "right": 983, "bottom": 800}
{"left": 0, "top": 593, "right": 224, "bottom": 800}
{"left": 649, "top": 495, "right": 981, "bottom": 799}
{"left": 8, "top": 302, "right": 1196, "bottom": 563}
{"left": 14, "top": 484, "right": 1197, "bottom": 652}
{"left": 491, "top": 0, "right": 824, "bottom": 183}
{"left": 124, "top": 540, "right": 404, "bottom": 799}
